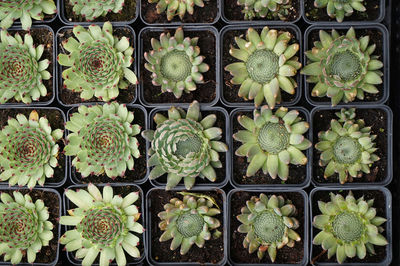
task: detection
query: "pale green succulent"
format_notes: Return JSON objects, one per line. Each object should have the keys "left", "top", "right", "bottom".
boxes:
{"left": 313, "top": 191, "right": 388, "bottom": 264}
{"left": 68, "top": 0, "right": 124, "bottom": 21}
{"left": 0, "top": 191, "right": 54, "bottom": 264}
{"left": 302, "top": 28, "right": 383, "bottom": 106}
{"left": 158, "top": 192, "right": 221, "bottom": 255}
{"left": 237, "top": 0, "right": 293, "bottom": 20}
{"left": 148, "top": 0, "right": 205, "bottom": 21}
{"left": 64, "top": 102, "right": 141, "bottom": 179}
{"left": 314, "top": 0, "right": 366, "bottom": 22}
{"left": 237, "top": 193, "right": 301, "bottom": 262}
{"left": 60, "top": 184, "right": 144, "bottom": 266}
{"left": 58, "top": 22, "right": 137, "bottom": 102}
{"left": 233, "top": 106, "right": 311, "bottom": 181}
{"left": 225, "top": 27, "right": 301, "bottom": 108}
{"left": 142, "top": 101, "right": 228, "bottom": 190}
{"left": 144, "top": 27, "right": 209, "bottom": 99}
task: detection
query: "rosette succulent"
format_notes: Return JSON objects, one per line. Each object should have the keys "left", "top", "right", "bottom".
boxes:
{"left": 64, "top": 102, "right": 141, "bottom": 179}
{"left": 313, "top": 191, "right": 388, "bottom": 264}
{"left": 237, "top": 0, "right": 293, "bottom": 20}
{"left": 58, "top": 22, "right": 137, "bottom": 102}
{"left": 148, "top": 0, "right": 205, "bottom": 21}
{"left": 0, "top": 0, "right": 57, "bottom": 30}
{"left": 0, "top": 30, "right": 51, "bottom": 104}
{"left": 158, "top": 192, "right": 221, "bottom": 255}
{"left": 144, "top": 27, "right": 209, "bottom": 99}
{"left": 225, "top": 27, "right": 301, "bottom": 108}
{"left": 315, "top": 108, "right": 379, "bottom": 184}
{"left": 142, "top": 101, "right": 228, "bottom": 190}
{"left": 0, "top": 191, "right": 53, "bottom": 264}
{"left": 302, "top": 28, "right": 383, "bottom": 106}
{"left": 0, "top": 110, "right": 63, "bottom": 188}
{"left": 314, "top": 0, "right": 366, "bottom": 22}
{"left": 233, "top": 106, "right": 311, "bottom": 181}
{"left": 67, "top": 0, "right": 125, "bottom": 21}
{"left": 60, "top": 184, "right": 144, "bottom": 266}
{"left": 237, "top": 193, "right": 301, "bottom": 262}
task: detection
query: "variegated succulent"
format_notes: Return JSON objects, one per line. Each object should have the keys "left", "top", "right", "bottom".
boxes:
{"left": 314, "top": 0, "right": 366, "bottom": 22}
{"left": 148, "top": 0, "right": 205, "bottom": 21}
{"left": 237, "top": 0, "right": 293, "bottom": 21}
{"left": 67, "top": 0, "right": 125, "bottom": 21}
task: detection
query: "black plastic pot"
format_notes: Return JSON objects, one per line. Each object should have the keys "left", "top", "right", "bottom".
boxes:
{"left": 229, "top": 107, "right": 311, "bottom": 189}
{"left": 55, "top": 24, "right": 137, "bottom": 107}
{"left": 303, "top": 24, "right": 390, "bottom": 107}
{"left": 309, "top": 187, "right": 393, "bottom": 265}
{"left": 145, "top": 187, "right": 227, "bottom": 265}
{"left": 138, "top": 26, "right": 219, "bottom": 107}
{"left": 0, "top": 186, "right": 61, "bottom": 266}
{"left": 63, "top": 183, "right": 146, "bottom": 265}
{"left": 220, "top": 24, "right": 303, "bottom": 108}
{"left": 310, "top": 105, "right": 393, "bottom": 187}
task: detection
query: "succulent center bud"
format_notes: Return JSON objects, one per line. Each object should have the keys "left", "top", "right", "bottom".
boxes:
{"left": 175, "top": 134, "right": 203, "bottom": 157}
{"left": 332, "top": 211, "right": 364, "bottom": 242}
{"left": 176, "top": 213, "right": 204, "bottom": 238}
{"left": 326, "top": 50, "right": 362, "bottom": 81}
{"left": 246, "top": 49, "right": 279, "bottom": 83}
{"left": 253, "top": 211, "right": 285, "bottom": 243}
{"left": 160, "top": 50, "right": 192, "bottom": 82}
{"left": 257, "top": 123, "right": 290, "bottom": 154}
{"left": 333, "top": 136, "right": 361, "bottom": 164}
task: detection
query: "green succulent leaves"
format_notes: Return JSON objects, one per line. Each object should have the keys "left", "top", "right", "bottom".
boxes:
{"left": 144, "top": 27, "right": 209, "bottom": 99}
{"left": 58, "top": 22, "right": 137, "bottom": 102}
{"left": 148, "top": 0, "right": 205, "bottom": 21}
{"left": 302, "top": 28, "right": 383, "bottom": 106}
{"left": 314, "top": 0, "right": 366, "bottom": 22}
{"left": 233, "top": 106, "right": 311, "bottom": 181}
{"left": 0, "top": 191, "right": 54, "bottom": 264}
{"left": 68, "top": 0, "right": 125, "bottom": 21}
{"left": 64, "top": 102, "right": 141, "bottom": 179}
{"left": 313, "top": 192, "right": 388, "bottom": 264}
{"left": 225, "top": 27, "right": 301, "bottom": 108}
{"left": 0, "top": 111, "right": 63, "bottom": 188}
{"left": 237, "top": 0, "right": 293, "bottom": 21}
{"left": 237, "top": 193, "right": 301, "bottom": 262}
{"left": 60, "top": 184, "right": 144, "bottom": 266}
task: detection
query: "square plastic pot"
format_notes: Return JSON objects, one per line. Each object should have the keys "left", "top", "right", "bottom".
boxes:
{"left": 229, "top": 107, "right": 311, "bottom": 189}
{"left": 227, "top": 189, "right": 309, "bottom": 265}
{"left": 309, "top": 187, "right": 392, "bottom": 265}
{"left": 138, "top": 26, "right": 220, "bottom": 107}
{"left": 220, "top": 24, "right": 303, "bottom": 108}
{"left": 310, "top": 105, "right": 393, "bottom": 187}
{"left": 145, "top": 187, "right": 227, "bottom": 265}
{"left": 303, "top": 24, "right": 390, "bottom": 107}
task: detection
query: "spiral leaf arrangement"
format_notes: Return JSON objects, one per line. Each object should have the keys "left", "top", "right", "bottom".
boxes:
{"left": 0, "top": 191, "right": 54, "bottom": 264}
{"left": 60, "top": 184, "right": 144, "bottom": 266}
{"left": 237, "top": 0, "right": 293, "bottom": 21}
{"left": 58, "top": 22, "right": 137, "bottom": 102}
{"left": 142, "top": 101, "right": 228, "bottom": 190}
{"left": 144, "top": 27, "right": 209, "bottom": 99}
{"left": 148, "top": 0, "right": 205, "bottom": 21}
{"left": 64, "top": 102, "right": 141, "bottom": 179}
{"left": 0, "top": 110, "right": 63, "bottom": 188}
{"left": 68, "top": 0, "right": 125, "bottom": 21}
{"left": 314, "top": 0, "right": 366, "bottom": 22}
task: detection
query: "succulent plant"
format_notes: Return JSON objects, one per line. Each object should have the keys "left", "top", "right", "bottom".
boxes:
{"left": 64, "top": 102, "right": 141, "bottom": 179}
{"left": 0, "top": 110, "right": 63, "bottom": 188}
{"left": 0, "top": 0, "right": 57, "bottom": 30}
{"left": 237, "top": 193, "right": 301, "bottom": 262}
{"left": 67, "top": 0, "right": 125, "bottom": 21}
{"left": 233, "top": 106, "right": 311, "bottom": 181}
{"left": 0, "top": 191, "right": 54, "bottom": 264}
{"left": 236, "top": 0, "right": 293, "bottom": 21}
{"left": 158, "top": 192, "right": 221, "bottom": 255}
{"left": 313, "top": 191, "right": 388, "bottom": 264}
{"left": 0, "top": 30, "right": 51, "bottom": 104}
{"left": 60, "top": 184, "right": 144, "bottom": 266}
{"left": 315, "top": 108, "right": 379, "bottom": 184}
{"left": 142, "top": 101, "right": 228, "bottom": 190}
{"left": 144, "top": 27, "right": 209, "bottom": 99}
{"left": 58, "top": 22, "right": 137, "bottom": 102}
{"left": 302, "top": 28, "right": 383, "bottom": 106}
{"left": 314, "top": 0, "right": 366, "bottom": 22}
{"left": 148, "top": 0, "right": 205, "bottom": 21}
{"left": 225, "top": 27, "right": 301, "bottom": 108}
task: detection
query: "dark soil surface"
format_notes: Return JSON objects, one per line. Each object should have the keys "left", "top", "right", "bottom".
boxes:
{"left": 149, "top": 189, "right": 225, "bottom": 264}
{"left": 140, "top": 29, "right": 217, "bottom": 105}
{"left": 230, "top": 191, "right": 305, "bottom": 264}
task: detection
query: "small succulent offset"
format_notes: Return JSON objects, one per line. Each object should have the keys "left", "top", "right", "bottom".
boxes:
{"left": 58, "top": 22, "right": 137, "bottom": 102}
{"left": 0, "top": 30, "right": 51, "bottom": 104}
{"left": 237, "top": 0, "right": 293, "bottom": 21}
{"left": 0, "top": 110, "right": 63, "bottom": 188}
{"left": 144, "top": 27, "right": 209, "bottom": 99}
{"left": 237, "top": 193, "right": 301, "bottom": 262}
{"left": 315, "top": 108, "right": 379, "bottom": 184}
{"left": 67, "top": 0, "right": 125, "bottom": 21}
{"left": 60, "top": 184, "right": 144, "bottom": 266}
{"left": 313, "top": 191, "right": 388, "bottom": 264}
{"left": 302, "top": 28, "right": 383, "bottom": 106}
{"left": 225, "top": 27, "right": 301, "bottom": 108}
{"left": 142, "top": 101, "right": 228, "bottom": 190}
{"left": 0, "top": 0, "right": 57, "bottom": 30}
{"left": 64, "top": 102, "right": 141, "bottom": 179}
{"left": 314, "top": 0, "right": 366, "bottom": 22}
{"left": 0, "top": 191, "right": 53, "bottom": 264}
{"left": 148, "top": 0, "right": 205, "bottom": 21}
{"left": 233, "top": 106, "right": 311, "bottom": 181}
{"left": 158, "top": 192, "right": 221, "bottom": 255}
